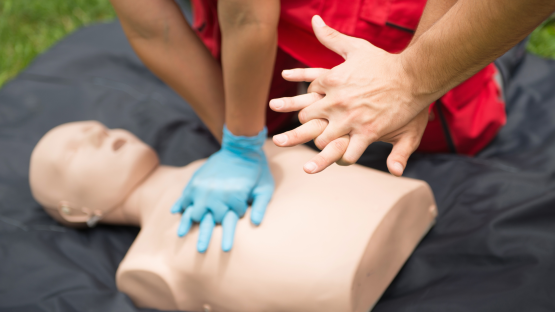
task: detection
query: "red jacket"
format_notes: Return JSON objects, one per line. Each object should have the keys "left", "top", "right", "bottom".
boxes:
{"left": 191, "top": 0, "right": 506, "bottom": 155}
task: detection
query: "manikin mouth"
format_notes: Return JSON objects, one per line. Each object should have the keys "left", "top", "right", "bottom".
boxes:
{"left": 112, "top": 138, "right": 127, "bottom": 151}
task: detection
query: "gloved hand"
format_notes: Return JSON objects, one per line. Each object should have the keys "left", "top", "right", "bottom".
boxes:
{"left": 171, "top": 126, "right": 274, "bottom": 253}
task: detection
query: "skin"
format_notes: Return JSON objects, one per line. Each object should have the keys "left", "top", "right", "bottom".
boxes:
{"left": 270, "top": 0, "right": 555, "bottom": 176}
{"left": 270, "top": 0, "right": 457, "bottom": 176}
{"left": 109, "top": 0, "right": 279, "bottom": 139}
{"left": 110, "top": 0, "right": 225, "bottom": 140}
{"left": 219, "top": 0, "right": 280, "bottom": 136}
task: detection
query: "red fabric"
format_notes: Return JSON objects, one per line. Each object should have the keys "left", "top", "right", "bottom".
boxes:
{"left": 419, "top": 65, "right": 506, "bottom": 155}
{"left": 191, "top": 0, "right": 506, "bottom": 155}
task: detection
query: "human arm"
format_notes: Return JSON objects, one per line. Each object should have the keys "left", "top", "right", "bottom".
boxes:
{"left": 109, "top": 0, "right": 225, "bottom": 140}
{"left": 218, "top": 0, "right": 280, "bottom": 136}
{"left": 270, "top": 0, "right": 555, "bottom": 174}
{"left": 171, "top": 0, "right": 280, "bottom": 252}
{"left": 403, "top": 0, "right": 555, "bottom": 100}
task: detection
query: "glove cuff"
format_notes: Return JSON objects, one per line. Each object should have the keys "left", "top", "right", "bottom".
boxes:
{"left": 222, "top": 125, "right": 267, "bottom": 154}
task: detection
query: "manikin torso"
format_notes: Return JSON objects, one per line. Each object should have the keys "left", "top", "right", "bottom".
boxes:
{"left": 116, "top": 143, "right": 436, "bottom": 312}
{"left": 29, "top": 121, "right": 436, "bottom": 312}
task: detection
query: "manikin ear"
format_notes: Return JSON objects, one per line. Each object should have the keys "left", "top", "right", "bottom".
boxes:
{"left": 56, "top": 200, "right": 103, "bottom": 228}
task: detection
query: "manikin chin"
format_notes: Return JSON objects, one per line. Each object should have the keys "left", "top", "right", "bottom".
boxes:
{"left": 30, "top": 121, "right": 437, "bottom": 312}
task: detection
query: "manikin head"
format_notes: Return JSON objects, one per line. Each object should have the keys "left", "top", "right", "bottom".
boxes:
{"left": 29, "top": 121, "right": 159, "bottom": 227}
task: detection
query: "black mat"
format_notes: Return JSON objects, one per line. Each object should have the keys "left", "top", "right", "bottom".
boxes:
{"left": 1, "top": 20, "right": 554, "bottom": 312}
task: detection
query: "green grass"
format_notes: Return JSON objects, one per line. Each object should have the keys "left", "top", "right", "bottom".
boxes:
{"left": 0, "top": 1, "right": 554, "bottom": 89}
{"left": 527, "top": 17, "right": 555, "bottom": 59}
{"left": 0, "top": 0, "right": 116, "bottom": 87}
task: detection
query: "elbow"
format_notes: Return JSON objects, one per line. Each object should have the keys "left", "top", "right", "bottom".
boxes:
{"left": 123, "top": 18, "right": 169, "bottom": 41}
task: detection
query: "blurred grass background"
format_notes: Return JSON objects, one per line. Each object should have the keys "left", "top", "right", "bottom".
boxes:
{"left": 0, "top": 0, "right": 116, "bottom": 87}
{"left": 528, "top": 17, "right": 555, "bottom": 58}
{"left": 0, "top": 0, "right": 554, "bottom": 88}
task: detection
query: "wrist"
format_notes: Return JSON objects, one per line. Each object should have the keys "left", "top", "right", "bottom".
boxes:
{"left": 399, "top": 45, "right": 446, "bottom": 111}
{"left": 222, "top": 125, "right": 267, "bottom": 154}
{"left": 225, "top": 118, "right": 266, "bottom": 137}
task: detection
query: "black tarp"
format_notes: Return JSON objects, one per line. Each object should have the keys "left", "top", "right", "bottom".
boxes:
{"left": 1, "top": 19, "right": 555, "bottom": 312}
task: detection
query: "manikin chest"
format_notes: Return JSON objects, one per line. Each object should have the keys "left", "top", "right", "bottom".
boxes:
{"left": 116, "top": 144, "right": 437, "bottom": 312}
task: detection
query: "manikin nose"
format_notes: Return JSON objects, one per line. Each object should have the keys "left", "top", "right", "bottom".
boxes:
{"left": 85, "top": 125, "right": 109, "bottom": 148}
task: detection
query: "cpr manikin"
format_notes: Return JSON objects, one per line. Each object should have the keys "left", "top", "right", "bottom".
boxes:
{"left": 30, "top": 121, "right": 437, "bottom": 312}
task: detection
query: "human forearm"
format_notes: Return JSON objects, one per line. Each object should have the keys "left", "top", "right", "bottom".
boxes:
{"left": 110, "top": 0, "right": 225, "bottom": 140}
{"left": 403, "top": 0, "right": 555, "bottom": 106}
{"left": 219, "top": 0, "right": 280, "bottom": 136}
{"left": 410, "top": 0, "right": 458, "bottom": 46}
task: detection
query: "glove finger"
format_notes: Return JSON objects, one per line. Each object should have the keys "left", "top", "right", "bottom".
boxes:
{"left": 197, "top": 212, "right": 215, "bottom": 253}
{"left": 177, "top": 206, "right": 193, "bottom": 237}
{"left": 170, "top": 195, "right": 184, "bottom": 214}
{"left": 170, "top": 183, "right": 194, "bottom": 214}
{"left": 209, "top": 201, "right": 230, "bottom": 224}
{"left": 250, "top": 188, "right": 273, "bottom": 226}
{"left": 221, "top": 210, "right": 239, "bottom": 252}
{"left": 227, "top": 196, "right": 248, "bottom": 218}
{"left": 190, "top": 194, "right": 209, "bottom": 222}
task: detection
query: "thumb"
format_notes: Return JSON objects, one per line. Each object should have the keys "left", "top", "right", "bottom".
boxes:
{"left": 387, "top": 135, "right": 420, "bottom": 177}
{"left": 312, "top": 15, "right": 359, "bottom": 59}
{"left": 250, "top": 187, "right": 273, "bottom": 226}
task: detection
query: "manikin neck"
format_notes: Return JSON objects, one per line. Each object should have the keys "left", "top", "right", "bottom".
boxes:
{"left": 103, "top": 165, "right": 187, "bottom": 227}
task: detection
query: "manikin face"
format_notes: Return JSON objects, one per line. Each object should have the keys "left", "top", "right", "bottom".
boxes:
{"left": 29, "top": 121, "right": 159, "bottom": 224}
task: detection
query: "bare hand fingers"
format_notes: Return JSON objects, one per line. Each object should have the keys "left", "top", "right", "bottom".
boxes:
{"left": 341, "top": 133, "right": 375, "bottom": 166}
{"left": 387, "top": 134, "right": 421, "bottom": 177}
{"left": 197, "top": 212, "right": 215, "bottom": 253}
{"left": 313, "top": 122, "right": 351, "bottom": 150}
{"left": 269, "top": 92, "right": 324, "bottom": 113}
{"left": 311, "top": 15, "right": 363, "bottom": 59}
{"left": 384, "top": 110, "right": 427, "bottom": 176}
{"left": 282, "top": 68, "right": 328, "bottom": 82}
{"left": 273, "top": 119, "right": 328, "bottom": 147}
{"left": 303, "top": 135, "right": 349, "bottom": 174}
{"left": 297, "top": 97, "right": 330, "bottom": 124}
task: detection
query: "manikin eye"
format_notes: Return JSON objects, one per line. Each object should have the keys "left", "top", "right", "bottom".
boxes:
{"left": 112, "top": 138, "right": 127, "bottom": 151}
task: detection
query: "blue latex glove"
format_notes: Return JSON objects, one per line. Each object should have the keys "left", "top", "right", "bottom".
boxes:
{"left": 171, "top": 126, "right": 274, "bottom": 253}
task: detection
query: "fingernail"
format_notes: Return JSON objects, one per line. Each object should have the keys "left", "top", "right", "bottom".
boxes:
{"left": 304, "top": 162, "right": 317, "bottom": 173}
{"left": 274, "top": 134, "right": 287, "bottom": 145}
{"left": 270, "top": 99, "right": 284, "bottom": 109}
{"left": 282, "top": 70, "right": 292, "bottom": 77}
{"left": 393, "top": 162, "right": 404, "bottom": 174}
{"left": 312, "top": 15, "right": 326, "bottom": 28}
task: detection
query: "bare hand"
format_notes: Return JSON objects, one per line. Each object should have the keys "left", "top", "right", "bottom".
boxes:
{"left": 272, "top": 99, "right": 428, "bottom": 176}
{"left": 270, "top": 16, "right": 434, "bottom": 176}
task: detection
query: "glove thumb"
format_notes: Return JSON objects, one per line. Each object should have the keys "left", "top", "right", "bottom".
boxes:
{"left": 250, "top": 186, "right": 273, "bottom": 226}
